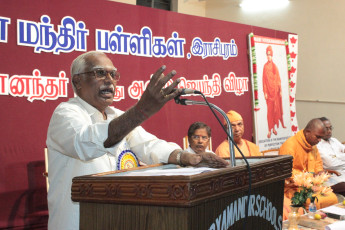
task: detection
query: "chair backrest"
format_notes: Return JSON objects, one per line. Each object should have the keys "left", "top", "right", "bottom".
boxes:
{"left": 182, "top": 136, "right": 212, "bottom": 151}
{"left": 43, "top": 148, "right": 49, "bottom": 192}
{"left": 261, "top": 148, "right": 280, "bottom": 156}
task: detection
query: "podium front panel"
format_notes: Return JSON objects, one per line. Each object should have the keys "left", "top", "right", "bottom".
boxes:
{"left": 72, "top": 155, "right": 292, "bottom": 230}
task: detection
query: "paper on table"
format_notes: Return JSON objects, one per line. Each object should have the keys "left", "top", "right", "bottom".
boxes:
{"left": 124, "top": 167, "right": 218, "bottom": 176}
{"left": 325, "top": 220, "right": 345, "bottom": 230}
{"left": 321, "top": 206, "right": 345, "bottom": 216}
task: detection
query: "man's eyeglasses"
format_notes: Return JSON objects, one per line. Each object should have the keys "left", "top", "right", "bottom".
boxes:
{"left": 325, "top": 126, "right": 333, "bottom": 131}
{"left": 76, "top": 68, "right": 120, "bottom": 81}
{"left": 191, "top": 135, "right": 209, "bottom": 141}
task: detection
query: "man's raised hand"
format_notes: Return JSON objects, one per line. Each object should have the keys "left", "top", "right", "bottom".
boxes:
{"left": 135, "top": 65, "right": 182, "bottom": 119}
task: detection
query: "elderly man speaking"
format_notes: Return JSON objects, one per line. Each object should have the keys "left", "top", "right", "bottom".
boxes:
{"left": 46, "top": 51, "right": 228, "bottom": 230}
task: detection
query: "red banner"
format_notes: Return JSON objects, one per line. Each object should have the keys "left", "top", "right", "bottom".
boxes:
{"left": 0, "top": 0, "right": 293, "bottom": 228}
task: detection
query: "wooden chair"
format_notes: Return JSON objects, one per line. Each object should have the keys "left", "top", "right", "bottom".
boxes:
{"left": 182, "top": 136, "right": 212, "bottom": 151}
{"left": 261, "top": 148, "right": 280, "bottom": 156}
{"left": 42, "top": 148, "right": 49, "bottom": 192}
{"left": 26, "top": 158, "right": 49, "bottom": 225}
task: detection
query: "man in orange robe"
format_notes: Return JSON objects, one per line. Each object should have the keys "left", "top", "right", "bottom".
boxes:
{"left": 215, "top": 110, "right": 261, "bottom": 158}
{"left": 279, "top": 118, "right": 338, "bottom": 220}
{"left": 262, "top": 45, "right": 286, "bottom": 138}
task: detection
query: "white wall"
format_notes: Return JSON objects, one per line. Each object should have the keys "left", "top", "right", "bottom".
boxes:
{"left": 110, "top": 0, "right": 345, "bottom": 142}
{"left": 109, "top": 0, "right": 136, "bottom": 5}
{"left": 176, "top": 0, "right": 205, "bottom": 17}
{"left": 110, "top": 0, "right": 206, "bottom": 16}
{"left": 204, "top": 0, "right": 345, "bottom": 141}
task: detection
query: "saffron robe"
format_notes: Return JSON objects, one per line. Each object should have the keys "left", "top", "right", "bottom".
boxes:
{"left": 215, "top": 139, "right": 261, "bottom": 158}
{"left": 262, "top": 61, "right": 284, "bottom": 130}
{"left": 279, "top": 130, "right": 338, "bottom": 220}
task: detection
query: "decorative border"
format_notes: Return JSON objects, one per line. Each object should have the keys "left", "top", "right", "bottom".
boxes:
{"left": 249, "top": 33, "right": 260, "bottom": 111}
{"left": 288, "top": 34, "right": 299, "bottom": 134}
{"left": 72, "top": 156, "right": 292, "bottom": 207}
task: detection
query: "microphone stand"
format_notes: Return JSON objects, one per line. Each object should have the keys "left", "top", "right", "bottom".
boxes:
{"left": 175, "top": 95, "right": 252, "bottom": 230}
{"left": 174, "top": 97, "right": 236, "bottom": 167}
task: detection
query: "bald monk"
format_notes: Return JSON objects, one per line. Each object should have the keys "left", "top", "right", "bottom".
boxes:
{"left": 279, "top": 118, "right": 338, "bottom": 220}
{"left": 262, "top": 45, "right": 286, "bottom": 138}
{"left": 215, "top": 110, "right": 261, "bottom": 158}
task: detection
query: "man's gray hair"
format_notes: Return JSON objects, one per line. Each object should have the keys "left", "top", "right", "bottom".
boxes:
{"left": 188, "top": 122, "right": 211, "bottom": 138}
{"left": 70, "top": 51, "right": 105, "bottom": 92}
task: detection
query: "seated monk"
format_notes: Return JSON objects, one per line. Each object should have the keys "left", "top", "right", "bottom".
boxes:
{"left": 215, "top": 110, "right": 261, "bottom": 158}
{"left": 279, "top": 118, "right": 338, "bottom": 220}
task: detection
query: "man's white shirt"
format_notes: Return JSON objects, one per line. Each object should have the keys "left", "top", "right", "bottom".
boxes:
{"left": 317, "top": 138, "right": 345, "bottom": 186}
{"left": 46, "top": 97, "right": 179, "bottom": 230}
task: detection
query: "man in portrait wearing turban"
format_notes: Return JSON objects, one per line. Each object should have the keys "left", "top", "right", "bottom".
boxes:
{"left": 262, "top": 45, "right": 286, "bottom": 138}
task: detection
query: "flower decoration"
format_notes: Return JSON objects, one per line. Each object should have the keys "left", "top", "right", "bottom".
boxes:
{"left": 291, "top": 171, "right": 332, "bottom": 207}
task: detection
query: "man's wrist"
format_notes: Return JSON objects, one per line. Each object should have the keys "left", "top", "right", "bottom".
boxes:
{"left": 176, "top": 150, "right": 184, "bottom": 166}
{"left": 134, "top": 104, "right": 149, "bottom": 120}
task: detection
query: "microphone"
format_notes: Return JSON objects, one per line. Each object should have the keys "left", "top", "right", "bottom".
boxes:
{"left": 174, "top": 91, "right": 251, "bottom": 229}
{"left": 174, "top": 96, "right": 237, "bottom": 167}
{"left": 181, "top": 88, "right": 201, "bottom": 95}
{"left": 174, "top": 89, "right": 201, "bottom": 105}
{"left": 174, "top": 98, "right": 206, "bottom": 106}
{"left": 178, "top": 88, "right": 201, "bottom": 95}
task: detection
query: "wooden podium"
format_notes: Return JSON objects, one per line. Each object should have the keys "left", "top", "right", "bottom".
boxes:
{"left": 72, "top": 155, "right": 292, "bottom": 230}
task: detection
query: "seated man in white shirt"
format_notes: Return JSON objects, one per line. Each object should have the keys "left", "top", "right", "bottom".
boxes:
{"left": 46, "top": 51, "right": 229, "bottom": 230}
{"left": 317, "top": 117, "right": 345, "bottom": 196}
{"left": 186, "top": 122, "right": 214, "bottom": 154}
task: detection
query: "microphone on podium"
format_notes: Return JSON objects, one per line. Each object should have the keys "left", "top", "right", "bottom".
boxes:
{"left": 180, "top": 88, "right": 201, "bottom": 95}
{"left": 174, "top": 90, "right": 252, "bottom": 229}
{"left": 174, "top": 97, "right": 204, "bottom": 106}
{"left": 174, "top": 89, "right": 201, "bottom": 105}
{"left": 174, "top": 93, "right": 236, "bottom": 167}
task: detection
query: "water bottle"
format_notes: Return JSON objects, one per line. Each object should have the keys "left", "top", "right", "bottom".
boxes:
{"left": 308, "top": 201, "right": 317, "bottom": 219}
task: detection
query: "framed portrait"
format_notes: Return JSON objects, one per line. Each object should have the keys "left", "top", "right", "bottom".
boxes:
{"left": 248, "top": 34, "right": 293, "bottom": 151}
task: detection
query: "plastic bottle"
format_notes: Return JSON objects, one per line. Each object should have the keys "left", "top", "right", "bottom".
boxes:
{"left": 308, "top": 201, "right": 317, "bottom": 219}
